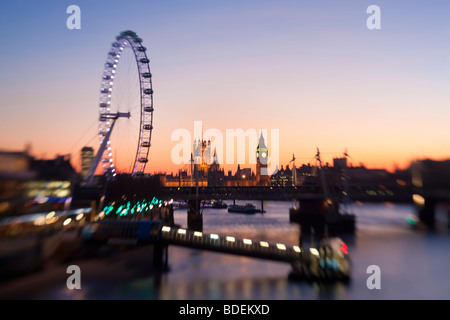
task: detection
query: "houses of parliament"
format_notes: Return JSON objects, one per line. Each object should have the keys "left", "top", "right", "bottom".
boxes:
{"left": 160, "top": 133, "right": 273, "bottom": 187}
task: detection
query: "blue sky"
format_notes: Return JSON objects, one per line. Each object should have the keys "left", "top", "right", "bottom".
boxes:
{"left": 1, "top": 1, "right": 450, "bottom": 172}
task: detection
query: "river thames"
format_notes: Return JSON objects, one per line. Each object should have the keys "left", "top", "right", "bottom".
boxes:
{"left": 149, "top": 201, "right": 450, "bottom": 300}
{"left": 0, "top": 201, "right": 449, "bottom": 300}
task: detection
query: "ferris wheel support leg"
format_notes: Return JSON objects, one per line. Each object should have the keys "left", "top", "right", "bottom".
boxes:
{"left": 84, "top": 119, "right": 118, "bottom": 186}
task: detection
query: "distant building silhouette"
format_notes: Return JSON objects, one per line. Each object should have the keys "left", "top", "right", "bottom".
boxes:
{"left": 162, "top": 132, "right": 285, "bottom": 187}
{"left": 0, "top": 149, "right": 76, "bottom": 216}
{"left": 256, "top": 133, "right": 271, "bottom": 186}
{"left": 0, "top": 150, "right": 34, "bottom": 179}
{"left": 270, "top": 165, "right": 293, "bottom": 187}
{"left": 208, "top": 149, "right": 224, "bottom": 186}
{"left": 81, "top": 146, "right": 94, "bottom": 178}
{"left": 194, "top": 138, "right": 212, "bottom": 177}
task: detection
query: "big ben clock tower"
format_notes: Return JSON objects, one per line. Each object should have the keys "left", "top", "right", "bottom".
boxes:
{"left": 256, "top": 132, "right": 270, "bottom": 186}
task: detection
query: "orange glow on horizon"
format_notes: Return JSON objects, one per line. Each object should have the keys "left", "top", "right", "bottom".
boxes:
{"left": 10, "top": 115, "right": 450, "bottom": 177}
{"left": 41, "top": 146, "right": 437, "bottom": 176}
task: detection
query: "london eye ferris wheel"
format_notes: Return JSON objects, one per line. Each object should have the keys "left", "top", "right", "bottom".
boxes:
{"left": 84, "top": 30, "right": 154, "bottom": 185}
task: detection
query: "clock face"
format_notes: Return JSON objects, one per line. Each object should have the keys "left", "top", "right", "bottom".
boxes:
{"left": 261, "top": 152, "right": 267, "bottom": 158}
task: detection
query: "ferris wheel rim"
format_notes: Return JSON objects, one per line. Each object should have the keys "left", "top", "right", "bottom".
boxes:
{"left": 98, "top": 30, "right": 154, "bottom": 179}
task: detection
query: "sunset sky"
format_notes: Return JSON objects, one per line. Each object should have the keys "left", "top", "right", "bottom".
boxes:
{"left": 1, "top": 1, "right": 450, "bottom": 175}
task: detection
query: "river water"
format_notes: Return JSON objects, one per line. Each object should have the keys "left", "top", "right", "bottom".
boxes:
{"left": 1, "top": 201, "right": 449, "bottom": 300}
{"left": 152, "top": 201, "right": 450, "bottom": 300}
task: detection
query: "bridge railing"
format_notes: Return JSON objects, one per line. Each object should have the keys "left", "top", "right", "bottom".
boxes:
{"left": 81, "top": 219, "right": 351, "bottom": 281}
{"left": 160, "top": 226, "right": 312, "bottom": 263}
{"left": 82, "top": 219, "right": 162, "bottom": 243}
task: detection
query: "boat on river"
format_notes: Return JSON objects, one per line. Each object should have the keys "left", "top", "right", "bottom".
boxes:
{"left": 228, "top": 203, "right": 260, "bottom": 214}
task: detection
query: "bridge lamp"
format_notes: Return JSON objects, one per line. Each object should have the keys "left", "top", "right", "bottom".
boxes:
{"left": 162, "top": 226, "right": 171, "bottom": 232}
{"left": 260, "top": 241, "right": 269, "bottom": 247}
{"left": 293, "top": 246, "right": 301, "bottom": 253}
{"left": 36, "top": 196, "right": 49, "bottom": 204}
{"left": 412, "top": 194, "right": 425, "bottom": 206}
{"left": 210, "top": 234, "right": 219, "bottom": 240}
{"left": 194, "top": 231, "right": 202, "bottom": 237}
{"left": 276, "top": 243, "right": 286, "bottom": 250}
{"left": 243, "top": 239, "right": 252, "bottom": 245}
{"left": 46, "top": 211, "right": 56, "bottom": 219}
{"left": 310, "top": 248, "right": 319, "bottom": 256}
{"left": 33, "top": 216, "right": 46, "bottom": 226}
{"left": 46, "top": 216, "right": 59, "bottom": 225}
{"left": 226, "top": 236, "right": 235, "bottom": 242}
{"left": 177, "top": 229, "right": 186, "bottom": 235}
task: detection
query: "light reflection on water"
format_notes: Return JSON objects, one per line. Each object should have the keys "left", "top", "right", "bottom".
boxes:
{"left": 1, "top": 201, "right": 449, "bottom": 300}
{"left": 157, "top": 201, "right": 450, "bottom": 300}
